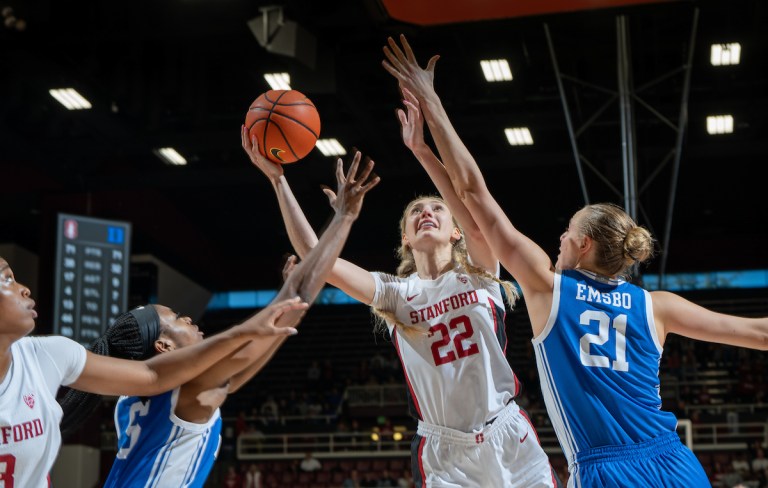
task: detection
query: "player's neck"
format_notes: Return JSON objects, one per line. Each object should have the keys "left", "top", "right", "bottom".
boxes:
{"left": 414, "top": 249, "right": 453, "bottom": 280}
{"left": 577, "top": 265, "right": 617, "bottom": 282}
{"left": 0, "top": 346, "right": 12, "bottom": 384}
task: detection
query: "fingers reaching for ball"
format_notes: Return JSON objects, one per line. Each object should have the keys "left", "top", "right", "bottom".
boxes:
{"left": 242, "top": 124, "right": 284, "bottom": 180}
{"left": 327, "top": 151, "right": 380, "bottom": 220}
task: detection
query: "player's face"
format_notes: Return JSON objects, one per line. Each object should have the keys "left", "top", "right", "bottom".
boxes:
{"left": 402, "top": 199, "right": 460, "bottom": 251}
{"left": 0, "top": 259, "right": 37, "bottom": 337}
{"left": 155, "top": 305, "right": 204, "bottom": 349}
{"left": 555, "top": 212, "right": 586, "bottom": 270}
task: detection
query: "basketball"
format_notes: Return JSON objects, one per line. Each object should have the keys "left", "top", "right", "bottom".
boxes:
{"left": 245, "top": 89, "right": 321, "bottom": 164}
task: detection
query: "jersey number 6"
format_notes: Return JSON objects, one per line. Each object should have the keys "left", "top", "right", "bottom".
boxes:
{"left": 117, "top": 399, "right": 151, "bottom": 459}
{"left": 429, "top": 315, "right": 480, "bottom": 366}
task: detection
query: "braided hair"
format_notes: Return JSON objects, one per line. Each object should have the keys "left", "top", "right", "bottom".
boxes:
{"left": 58, "top": 306, "right": 161, "bottom": 439}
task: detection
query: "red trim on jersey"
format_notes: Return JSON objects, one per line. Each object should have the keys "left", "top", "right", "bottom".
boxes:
{"left": 488, "top": 297, "right": 499, "bottom": 335}
{"left": 488, "top": 296, "right": 520, "bottom": 396}
{"left": 487, "top": 296, "right": 508, "bottom": 354}
{"left": 518, "top": 409, "right": 541, "bottom": 443}
{"left": 47, "top": 473, "right": 51, "bottom": 486}
{"left": 513, "top": 374, "right": 521, "bottom": 398}
{"left": 417, "top": 435, "right": 427, "bottom": 484}
{"left": 392, "top": 328, "right": 423, "bottom": 419}
{"left": 519, "top": 410, "right": 557, "bottom": 486}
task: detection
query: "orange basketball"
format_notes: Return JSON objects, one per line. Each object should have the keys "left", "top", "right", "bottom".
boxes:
{"left": 245, "top": 89, "right": 321, "bottom": 164}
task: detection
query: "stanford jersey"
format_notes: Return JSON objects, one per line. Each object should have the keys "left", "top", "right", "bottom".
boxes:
{"left": 371, "top": 267, "right": 518, "bottom": 432}
{"left": 0, "top": 336, "right": 86, "bottom": 488}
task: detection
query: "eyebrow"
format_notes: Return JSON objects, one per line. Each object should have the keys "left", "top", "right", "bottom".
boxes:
{"left": 410, "top": 200, "right": 442, "bottom": 210}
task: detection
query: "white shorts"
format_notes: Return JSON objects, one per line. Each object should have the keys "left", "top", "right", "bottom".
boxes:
{"left": 412, "top": 402, "right": 557, "bottom": 488}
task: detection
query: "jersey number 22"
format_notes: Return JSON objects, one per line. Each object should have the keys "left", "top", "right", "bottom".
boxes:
{"left": 429, "top": 315, "right": 480, "bottom": 366}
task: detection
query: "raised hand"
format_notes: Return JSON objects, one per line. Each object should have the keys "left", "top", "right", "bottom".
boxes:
{"left": 241, "top": 124, "right": 284, "bottom": 180}
{"left": 382, "top": 34, "right": 440, "bottom": 100}
{"left": 321, "top": 151, "right": 381, "bottom": 220}
{"left": 282, "top": 255, "right": 298, "bottom": 283}
{"left": 241, "top": 297, "right": 308, "bottom": 336}
{"left": 397, "top": 86, "right": 427, "bottom": 153}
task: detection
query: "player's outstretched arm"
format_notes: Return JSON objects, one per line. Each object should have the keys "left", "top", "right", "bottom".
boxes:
{"left": 382, "top": 35, "right": 554, "bottom": 308}
{"left": 652, "top": 291, "right": 768, "bottom": 350}
{"left": 397, "top": 86, "right": 496, "bottom": 274}
{"left": 195, "top": 155, "right": 380, "bottom": 395}
{"left": 242, "top": 126, "right": 378, "bottom": 305}
{"left": 68, "top": 297, "right": 307, "bottom": 397}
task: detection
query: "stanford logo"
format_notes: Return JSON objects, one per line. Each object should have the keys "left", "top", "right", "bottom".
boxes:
{"left": 475, "top": 433, "right": 484, "bottom": 444}
{"left": 457, "top": 275, "right": 468, "bottom": 284}
{"left": 64, "top": 219, "right": 78, "bottom": 239}
{"left": 23, "top": 393, "right": 35, "bottom": 409}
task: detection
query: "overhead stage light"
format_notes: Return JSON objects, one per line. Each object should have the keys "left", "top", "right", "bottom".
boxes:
{"left": 505, "top": 127, "right": 534, "bottom": 146}
{"left": 710, "top": 43, "right": 741, "bottom": 66}
{"left": 316, "top": 138, "right": 346, "bottom": 157}
{"left": 480, "top": 59, "right": 513, "bottom": 82}
{"left": 706, "top": 115, "right": 734, "bottom": 135}
{"left": 264, "top": 73, "right": 291, "bottom": 90}
{"left": 49, "top": 88, "right": 92, "bottom": 110}
{"left": 155, "top": 147, "right": 188, "bottom": 165}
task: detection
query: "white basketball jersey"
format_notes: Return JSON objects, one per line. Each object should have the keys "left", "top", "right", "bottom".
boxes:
{"left": 0, "top": 336, "right": 86, "bottom": 488}
{"left": 371, "top": 267, "right": 518, "bottom": 432}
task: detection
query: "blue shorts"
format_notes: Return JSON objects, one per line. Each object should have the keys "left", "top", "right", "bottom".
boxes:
{"left": 569, "top": 432, "right": 710, "bottom": 488}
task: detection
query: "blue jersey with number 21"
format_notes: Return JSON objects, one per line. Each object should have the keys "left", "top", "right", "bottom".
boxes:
{"left": 104, "top": 388, "right": 222, "bottom": 488}
{"left": 533, "top": 269, "right": 678, "bottom": 467}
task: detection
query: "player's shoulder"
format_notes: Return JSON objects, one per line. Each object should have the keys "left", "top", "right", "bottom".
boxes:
{"left": 26, "top": 334, "right": 84, "bottom": 356}
{"left": 372, "top": 270, "right": 409, "bottom": 285}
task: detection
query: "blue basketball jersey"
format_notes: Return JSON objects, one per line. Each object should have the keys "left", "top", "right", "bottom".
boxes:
{"left": 104, "top": 388, "right": 222, "bottom": 488}
{"left": 533, "top": 269, "right": 678, "bottom": 467}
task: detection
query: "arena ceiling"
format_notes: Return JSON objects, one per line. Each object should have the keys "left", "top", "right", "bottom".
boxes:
{"left": 1, "top": 0, "right": 767, "bottom": 294}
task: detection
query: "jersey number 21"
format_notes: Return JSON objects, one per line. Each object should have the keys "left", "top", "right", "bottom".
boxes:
{"left": 579, "top": 310, "right": 629, "bottom": 372}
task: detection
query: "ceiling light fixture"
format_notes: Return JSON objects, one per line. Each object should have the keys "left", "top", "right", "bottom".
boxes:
{"left": 706, "top": 115, "right": 734, "bottom": 135}
{"left": 264, "top": 72, "right": 291, "bottom": 90}
{"left": 155, "top": 147, "right": 188, "bottom": 165}
{"left": 480, "top": 59, "right": 513, "bottom": 82}
{"left": 504, "top": 127, "right": 534, "bottom": 146}
{"left": 710, "top": 43, "right": 741, "bottom": 66}
{"left": 49, "top": 88, "right": 92, "bottom": 110}
{"left": 316, "top": 138, "right": 346, "bottom": 157}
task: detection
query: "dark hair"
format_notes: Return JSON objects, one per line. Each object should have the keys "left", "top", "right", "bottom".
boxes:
{"left": 58, "top": 306, "right": 161, "bottom": 439}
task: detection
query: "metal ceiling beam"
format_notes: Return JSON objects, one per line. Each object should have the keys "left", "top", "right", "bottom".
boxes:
{"left": 617, "top": 15, "right": 638, "bottom": 221}
{"left": 544, "top": 23, "right": 590, "bottom": 206}
{"left": 545, "top": 9, "right": 700, "bottom": 286}
{"left": 659, "top": 8, "right": 699, "bottom": 288}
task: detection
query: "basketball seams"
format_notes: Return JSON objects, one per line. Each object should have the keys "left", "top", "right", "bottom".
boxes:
{"left": 264, "top": 91, "right": 315, "bottom": 107}
{"left": 272, "top": 101, "right": 315, "bottom": 107}
{"left": 246, "top": 89, "right": 319, "bottom": 163}
{"left": 261, "top": 90, "right": 291, "bottom": 162}
{"left": 253, "top": 101, "right": 315, "bottom": 109}
{"left": 268, "top": 112, "right": 320, "bottom": 139}
{"left": 246, "top": 118, "right": 267, "bottom": 132}
{"left": 266, "top": 121, "right": 300, "bottom": 161}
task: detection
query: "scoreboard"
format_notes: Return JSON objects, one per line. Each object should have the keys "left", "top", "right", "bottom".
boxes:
{"left": 53, "top": 214, "right": 132, "bottom": 345}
